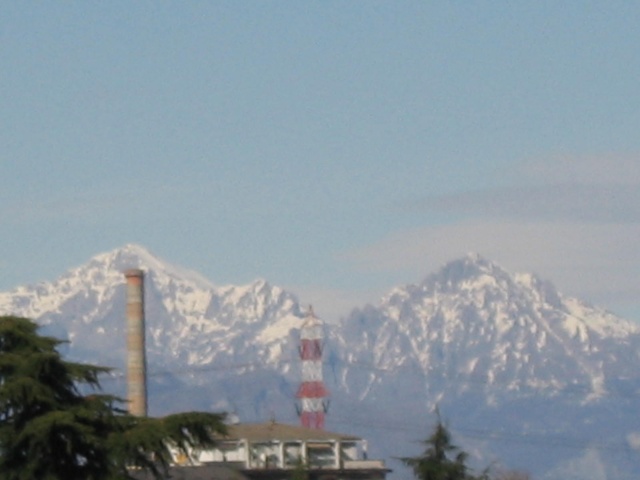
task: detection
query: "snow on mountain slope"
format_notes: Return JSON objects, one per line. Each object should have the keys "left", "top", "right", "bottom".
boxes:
{"left": 0, "top": 244, "right": 304, "bottom": 371}
{"left": 2, "top": 245, "right": 638, "bottom": 406}
{"left": 0, "top": 244, "right": 212, "bottom": 323}
{"left": 333, "top": 255, "right": 640, "bottom": 480}
{"left": 1, "top": 246, "right": 640, "bottom": 479}
{"left": 340, "top": 253, "right": 640, "bottom": 401}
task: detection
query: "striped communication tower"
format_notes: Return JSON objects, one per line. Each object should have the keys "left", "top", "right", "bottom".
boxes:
{"left": 296, "top": 306, "right": 329, "bottom": 429}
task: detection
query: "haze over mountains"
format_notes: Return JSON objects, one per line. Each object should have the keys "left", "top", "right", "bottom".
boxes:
{"left": 1, "top": 244, "right": 639, "bottom": 480}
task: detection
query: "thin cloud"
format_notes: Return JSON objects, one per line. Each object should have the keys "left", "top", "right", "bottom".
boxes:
{"left": 341, "top": 220, "right": 640, "bottom": 311}
{"left": 358, "top": 154, "right": 640, "bottom": 316}
{"left": 518, "top": 153, "right": 640, "bottom": 186}
{"left": 0, "top": 182, "right": 191, "bottom": 224}
{"left": 410, "top": 184, "right": 640, "bottom": 223}
{"left": 406, "top": 154, "right": 640, "bottom": 223}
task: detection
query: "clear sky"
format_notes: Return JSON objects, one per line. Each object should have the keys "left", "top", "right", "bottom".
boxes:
{"left": 2, "top": 2, "right": 639, "bottom": 323}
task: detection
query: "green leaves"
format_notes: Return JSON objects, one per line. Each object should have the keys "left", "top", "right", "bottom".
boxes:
{"left": 107, "top": 411, "right": 227, "bottom": 479}
{"left": 400, "top": 416, "right": 482, "bottom": 480}
{"left": 0, "top": 316, "right": 226, "bottom": 480}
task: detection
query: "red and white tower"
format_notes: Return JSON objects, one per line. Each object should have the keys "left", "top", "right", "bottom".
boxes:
{"left": 296, "top": 306, "right": 329, "bottom": 429}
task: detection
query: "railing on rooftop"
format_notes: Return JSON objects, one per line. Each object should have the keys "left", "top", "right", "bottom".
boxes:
{"left": 343, "top": 460, "right": 386, "bottom": 469}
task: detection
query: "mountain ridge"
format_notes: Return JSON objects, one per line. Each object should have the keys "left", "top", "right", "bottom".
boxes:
{"left": 341, "top": 253, "right": 640, "bottom": 398}
{"left": 1, "top": 244, "right": 639, "bottom": 479}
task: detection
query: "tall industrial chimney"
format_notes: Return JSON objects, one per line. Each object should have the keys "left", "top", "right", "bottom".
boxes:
{"left": 124, "top": 268, "right": 147, "bottom": 417}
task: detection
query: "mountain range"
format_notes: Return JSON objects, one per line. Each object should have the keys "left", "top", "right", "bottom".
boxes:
{"left": 1, "top": 244, "right": 639, "bottom": 480}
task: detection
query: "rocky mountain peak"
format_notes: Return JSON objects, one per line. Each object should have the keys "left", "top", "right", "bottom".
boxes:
{"left": 1, "top": 247, "right": 639, "bottom": 478}
{"left": 342, "top": 253, "right": 640, "bottom": 402}
{"left": 427, "top": 252, "right": 511, "bottom": 290}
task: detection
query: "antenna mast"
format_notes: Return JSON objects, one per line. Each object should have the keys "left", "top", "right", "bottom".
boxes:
{"left": 296, "top": 306, "right": 329, "bottom": 429}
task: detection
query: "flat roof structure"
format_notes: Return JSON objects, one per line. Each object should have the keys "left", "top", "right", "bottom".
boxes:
{"left": 167, "top": 421, "right": 390, "bottom": 480}
{"left": 129, "top": 421, "right": 391, "bottom": 480}
{"left": 221, "top": 422, "right": 361, "bottom": 443}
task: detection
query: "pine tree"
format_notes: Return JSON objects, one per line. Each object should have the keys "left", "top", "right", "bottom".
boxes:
{"left": 0, "top": 316, "right": 227, "bottom": 480}
{"left": 400, "top": 413, "right": 484, "bottom": 480}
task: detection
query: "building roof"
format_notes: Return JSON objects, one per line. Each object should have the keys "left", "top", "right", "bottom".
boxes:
{"left": 221, "top": 422, "right": 361, "bottom": 442}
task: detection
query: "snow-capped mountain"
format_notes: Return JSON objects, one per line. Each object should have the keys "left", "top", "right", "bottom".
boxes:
{"left": 0, "top": 244, "right": 304, "bottom": 372}
{"left": 340, "top": 253, "right": 640, "bottom": 399}
{"left": 1, "top": 245, "right": 640, "bottom": 480}
{"left": 335, "top": 254, "right": 640, "bottom": 480}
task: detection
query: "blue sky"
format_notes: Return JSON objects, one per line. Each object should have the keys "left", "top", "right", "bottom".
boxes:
{"left": 1, "top": 2, "right": 639, "bottom": 322}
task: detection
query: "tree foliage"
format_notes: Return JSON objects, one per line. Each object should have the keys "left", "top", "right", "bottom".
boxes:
{"left": 0, "top": 315, "right": 227, "bottom": 480}
{"left": 290, "top": 456, "right": 310, "bottom": 480}
{"left": 400, "top": 413, "right": 488, "bottom": 480}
